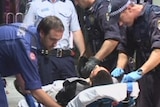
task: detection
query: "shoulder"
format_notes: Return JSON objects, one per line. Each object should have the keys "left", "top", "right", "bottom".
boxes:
{"left": 26, "top": 0, "right": 43, "bottom": 11}
{"left": 55, "top": 0, "right": 75, "bottom": 12}
{"left": 144, "top": 4, "right": 160, "bottom": 26}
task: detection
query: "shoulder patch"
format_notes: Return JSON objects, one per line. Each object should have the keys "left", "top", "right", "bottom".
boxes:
{"left": 30, "top": 52, "right": 36, "bottom": 60}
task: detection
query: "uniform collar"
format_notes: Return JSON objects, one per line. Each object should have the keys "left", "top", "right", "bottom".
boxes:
{"left": 139, "top": 3, "right": 147, "bottom": 17}
{"left": 36, "top": 32, "right": 42, "bottom": 50}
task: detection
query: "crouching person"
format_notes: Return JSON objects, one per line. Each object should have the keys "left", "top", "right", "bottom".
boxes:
{"left": 0, "top": 16, "right": 64, "bottom": 107}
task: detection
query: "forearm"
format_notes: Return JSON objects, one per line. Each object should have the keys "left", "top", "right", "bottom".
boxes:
{"left": 94, "top": 39, "right": 119, "bottom": 61}
{"left": 73, "top": 30, "right": 86, "bottom": 56}
{"left": 31, "top": 89, "right": 61, "bottom": 107}
{"left": 116, "top": 52, "right": 128, "bottom": 69}
{"left": 139, "top": 49, "right": 160, "bottom": 74}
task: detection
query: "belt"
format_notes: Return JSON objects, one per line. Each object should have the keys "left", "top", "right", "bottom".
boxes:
{"left": 39, "top": 49, "right": 75, "bottom": 57}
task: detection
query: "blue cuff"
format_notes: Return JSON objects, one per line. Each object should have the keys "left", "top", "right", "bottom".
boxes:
{"left": 127, "top": 82, "right": 133, "bottom": 93}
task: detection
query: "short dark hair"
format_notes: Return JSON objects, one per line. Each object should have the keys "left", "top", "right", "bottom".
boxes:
{"left": 37, "top": 16, "right": 64, "bottom": 35}
{"left": 90, "top": 70, "right": 113, "bottom": 87}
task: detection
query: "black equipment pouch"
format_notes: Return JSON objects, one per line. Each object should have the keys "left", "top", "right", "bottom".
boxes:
{"left": 56, "top": 77, "right": 89, "bottom": 106}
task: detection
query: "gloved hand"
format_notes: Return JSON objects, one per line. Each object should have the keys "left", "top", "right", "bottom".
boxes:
{"left": 80, "top": 57, "right": 101, "bottom": 79}
{"left": 121, "top": 69, "right": 143, "bottom": 83}
{"left": 77, "top": 56, "right": 88, "bottom": 77}
{"left": 111, "top": 68, "right": 124, "bottom": 77}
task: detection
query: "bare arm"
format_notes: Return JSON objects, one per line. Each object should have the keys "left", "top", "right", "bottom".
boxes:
{"left": 116, "top": 52, "right": 129, "bottom": 69}
{"left": 139, "top": 49, "right": 160, "bottom": 74}
{"left": 16, "top": 75, "right": 61, "bottom": 107}
{"left": 73, "top": 30, "right": 86, "bottom": 56}
{"left": 31, "top": 89, "right": 61, "bottom": 107}
{"left": 94, "top": 39, "right": 119, "bottom": 61}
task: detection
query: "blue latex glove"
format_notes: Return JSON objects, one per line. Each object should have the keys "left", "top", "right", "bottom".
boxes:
{"left": 121, "top": 70, "right": 143, "bottom": 83}
{"left": 111, "top": 68, "right": 124, "bottom": 77}
{"left": 127, "top": 82, "right": 133, "bottom": 93}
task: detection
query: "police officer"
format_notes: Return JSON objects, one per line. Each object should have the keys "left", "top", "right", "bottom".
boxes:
{"left": 23, "top": 0, "right": 86, "bottom": 85}
{"left": 74, "top": 0, "right": 123, "bottom": 78}
{"left": 109, "top": 0, "right": 160, "bottom": 107}
{"left": 0, "top": 16, "right": 63, "bottom": 107}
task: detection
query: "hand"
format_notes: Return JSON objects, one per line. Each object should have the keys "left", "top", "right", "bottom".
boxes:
{"left": 111, "top": 68, "right": 124, "bottom": 77}
{"left": 77, "top": 56, "right": 88, "bottom": 77}
{"left": 80, "top": 57, "right": 101, "bottom": 79}
{"left": 121, "top": 69, "right": 143, "bottom": 83}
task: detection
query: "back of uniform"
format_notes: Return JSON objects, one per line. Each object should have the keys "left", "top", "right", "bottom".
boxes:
{"left": 0, "top": 23, "right": 42, "bottom": 107}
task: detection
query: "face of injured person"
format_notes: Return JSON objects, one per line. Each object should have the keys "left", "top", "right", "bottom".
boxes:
{"left": 89, "top": 65, "right": 113, "bottom": 86}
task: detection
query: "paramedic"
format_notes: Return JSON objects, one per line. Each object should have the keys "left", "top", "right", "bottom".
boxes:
{"left": 0, "top": 16, "right": 63, "bottom": 107}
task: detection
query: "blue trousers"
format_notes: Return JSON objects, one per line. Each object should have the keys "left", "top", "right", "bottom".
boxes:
{"left": 0, "top": 78, "right": 8, "bottom": 107}
{"left": 38, "top": 55, "right": 77, "bottom": 85}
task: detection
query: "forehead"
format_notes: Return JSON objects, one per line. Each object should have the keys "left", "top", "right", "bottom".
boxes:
{"left": 47, "top": 29, "right": 62, "bottom": 37}
{"left": 92, "top": 66, "right": 109, "bottom": 75}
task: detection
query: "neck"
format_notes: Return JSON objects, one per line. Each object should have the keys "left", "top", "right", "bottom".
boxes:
{"left": 85, "top": 78, "right": 92, "bottom": 85}
{"left": 88, "top": 0, "right": 96, "bottom": 8}
{"left": 135, "top": 4, "right": 144, "bottom": 18}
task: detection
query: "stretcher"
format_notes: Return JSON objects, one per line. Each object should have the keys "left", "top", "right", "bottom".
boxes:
{"left": 18, "top": 80, "right": 139, "bottom": 107}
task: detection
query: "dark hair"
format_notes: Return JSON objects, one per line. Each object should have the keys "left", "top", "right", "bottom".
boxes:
{"left": 90, "top": 70, "right": 113, "bottom": 87}
{"left": 37, "top": 16, "right": 64, "bottom": 35}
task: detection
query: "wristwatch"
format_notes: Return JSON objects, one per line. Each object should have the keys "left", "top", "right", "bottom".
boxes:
{"left": 137, "top": 69, "right": 144, "bottom": 75}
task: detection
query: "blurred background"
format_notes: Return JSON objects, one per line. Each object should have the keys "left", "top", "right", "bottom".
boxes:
{"left": 0, "top": 0, "right": 160, "bottom": 107}
{"left": 153, "top": 0, "right": 160, "bottom": 5}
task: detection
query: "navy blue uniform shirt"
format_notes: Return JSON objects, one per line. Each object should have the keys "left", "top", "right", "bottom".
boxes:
{"left": 85, "top": 0, "right": 123, "bottom": 71}
{"left": 85, "top": 0, "right": 121, "bottom": 50}
{"left": 117, "top": 3, "right": 160, "bottom": 68}
{"left": 117, "top": 3, "right": 160, "bottom": 107}
{"left": 0, "top": 23, "right": 42, "bottom": 90}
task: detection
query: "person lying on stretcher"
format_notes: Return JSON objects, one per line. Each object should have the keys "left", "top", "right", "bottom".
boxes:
{"left": 18, "top": 65, "right": 139, "bottom": 107}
